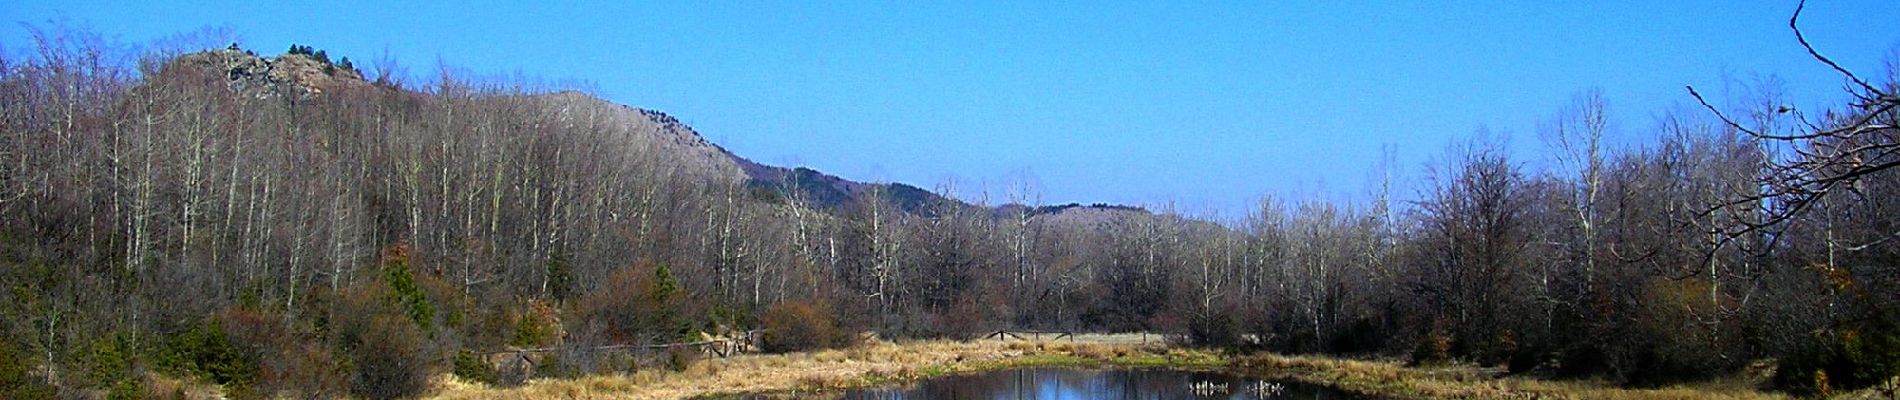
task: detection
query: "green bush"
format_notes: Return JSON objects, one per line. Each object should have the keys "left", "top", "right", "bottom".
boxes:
{"left": 647, "top": 262, "right": 690, "bottom": 341}
{"left": 157, "top": 319, "right": 253, "bottom": 387}
{"left": 0, "top": 337, "right": 55, "bottom": 400}
{"left": 105, "top": 377, "right": 143, "bottom": 400}
{"left": 510, "top": 303, "right": 560, "bottom": 348}
{"left": 546, "top": 251, "right": 573, "bottom": 303}
{"left": 85, "top": 335, "right": 133, "bottom": 387}
{"left": 381, "top": 245, "right": 435, "bottom": 333}
{"left": 451, "top": 350, "right": 496, "bottom": 386}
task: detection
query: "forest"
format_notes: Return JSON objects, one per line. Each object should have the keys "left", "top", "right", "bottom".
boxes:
{"left": 1, "top": 18, "right": 1897, "bottom": 400}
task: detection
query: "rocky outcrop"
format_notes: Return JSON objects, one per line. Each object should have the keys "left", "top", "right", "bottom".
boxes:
{"left": 170, "top": 46, "right": 367, "bottom": 99}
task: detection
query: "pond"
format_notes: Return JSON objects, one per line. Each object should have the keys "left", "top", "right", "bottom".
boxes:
{"left": 747, "top": 367, "right": 1374, "bottom": 400}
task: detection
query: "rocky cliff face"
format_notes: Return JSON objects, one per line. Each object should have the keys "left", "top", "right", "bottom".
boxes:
{"left": 169, "top": 47, "right": 367, "bottom": 99}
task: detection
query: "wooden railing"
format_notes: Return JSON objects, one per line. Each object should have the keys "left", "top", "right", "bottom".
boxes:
{"left": 983, "top": 329, "right": 1074, "bottom": 342}
{"left": 477, "top": 330, "right": 764, "bottom": 379}
{"left": 486, "top": 330, "right": 763, "bottom": 358}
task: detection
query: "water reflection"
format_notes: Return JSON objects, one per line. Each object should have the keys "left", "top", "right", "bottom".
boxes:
{"left": 835, "top": 368, "right": 1367, "bottom": 400}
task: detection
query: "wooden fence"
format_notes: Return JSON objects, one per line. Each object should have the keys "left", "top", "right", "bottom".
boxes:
{"left": 478, "top": 330, "right": 764, "bottom": 379}
{"left": 983, "top": 329, "right": 1074, "bottom": 342}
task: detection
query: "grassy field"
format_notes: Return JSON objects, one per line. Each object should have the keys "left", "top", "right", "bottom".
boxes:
{"left": 427, "top": 336, "right": 1897, "bottom": 400}
{"left": 429, "top": 339, "right": 1198, "bottom": 400}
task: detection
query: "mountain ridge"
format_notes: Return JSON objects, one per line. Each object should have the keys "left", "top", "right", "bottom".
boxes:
{"left": 177, "top": 46, "right": 1166, "bottom": 225}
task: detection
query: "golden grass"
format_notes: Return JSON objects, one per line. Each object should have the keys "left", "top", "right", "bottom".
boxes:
{"left": 428, "top": 340, "right": 1096, "bottom": 400}
{"left": 431, "top": 337, "right": 1821, "bottom": 400}
{"left": 123, "top": 371, "right": 227, "bottom": 400}
{"left": 1233, "top": 353, "right": 1792, "bottom": 400}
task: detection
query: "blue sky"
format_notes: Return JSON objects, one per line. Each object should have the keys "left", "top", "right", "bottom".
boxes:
{"left": 6, "top": 1, "right": 1898, "bottom": 218}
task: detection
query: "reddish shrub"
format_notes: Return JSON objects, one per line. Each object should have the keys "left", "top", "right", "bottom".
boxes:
{"left": 347, "top": 313, "right": 432, "bottom": 400}
{"left": 571, "top": 259, "right": 692, "bottom": 343}
{"left": 759, "top": 299, "right": 845, "bottom": 353}
{"left": 215, "top": 307, "right": 346, "bottom": 399}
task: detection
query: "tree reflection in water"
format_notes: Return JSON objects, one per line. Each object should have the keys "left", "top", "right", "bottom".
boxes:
{"left": 833, "top": 368, "right": 1368, "bottom": 400}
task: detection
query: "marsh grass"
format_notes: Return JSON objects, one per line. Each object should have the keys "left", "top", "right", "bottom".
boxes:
{"left": 428, "top": 338, "right": 1859, "bottom": 400}
{"left": 1233, "top": 353, "right": 1798, "bottom": 400}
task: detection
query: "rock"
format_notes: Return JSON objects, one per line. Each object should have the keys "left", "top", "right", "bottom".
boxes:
{"left": 168, "top": 46, "right": 368, "bottom": 100}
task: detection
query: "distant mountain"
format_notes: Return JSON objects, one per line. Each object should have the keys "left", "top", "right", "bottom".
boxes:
{"left": 527, "top": 90, "right": 954, "bottom": 216}
{"left": 530, "top": 91, "right": 750, "bottom": 182}
{"left": 181, "top": 47, "right": 1168, "bottom": 225}
{"left": 555, "top": 92, "right": 1168, "bottom": 224}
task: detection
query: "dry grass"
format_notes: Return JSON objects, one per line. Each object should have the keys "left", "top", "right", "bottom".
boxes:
{"left": 428, "top": 340, "right": 1099, "bottom": 400}
{"left": 1234, "top": 353, "right": 1793, "bottom": 400}
{"left": 432, "top": 336, "right": 1822, "bottom": 400}
{"left": 120, "top": 372, "right": 227, "bottom": 400}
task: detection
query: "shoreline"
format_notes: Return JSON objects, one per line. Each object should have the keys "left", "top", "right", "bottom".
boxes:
{"left": 429, "top": 338, "right": 1813, "bottom": 400}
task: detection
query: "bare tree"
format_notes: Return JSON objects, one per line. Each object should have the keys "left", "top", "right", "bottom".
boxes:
{"left": 1688, "top": 0, "right": 1899, "bottom": 239}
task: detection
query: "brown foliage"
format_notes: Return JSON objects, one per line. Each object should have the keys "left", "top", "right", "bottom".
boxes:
{"left": 324, "top": 281, "right": 438, "bottom": 399}
{"left": 214, "top": 308, "right": 346, "bottom": 399}
{"left": 759, "top": 299, "right": 845, "bottom": 353}
{"left": 347, "top": 313, "right": 433, "bottom": 400}
{"left": 571, "top": 259, "right": 692, "bottom": 344}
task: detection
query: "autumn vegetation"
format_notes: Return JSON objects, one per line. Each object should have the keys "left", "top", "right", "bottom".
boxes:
{"left": 2, "top": 10, "right": 1899, "bottom": 399}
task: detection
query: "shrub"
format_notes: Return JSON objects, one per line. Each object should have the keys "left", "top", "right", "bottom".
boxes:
{"left": 664, "top": 345, "right": 699, "bottom": 372}
{"left": 451, "top": 350, "right": 497, "bottom": 386}
{"left": 328, "top": 277, "right": 436, "bottom": 399}
{"left": 933, "top": 296, "right": 997, "bottom": 340}
{"left": 1623, "top": 278, "right": 1743, "bottom": 386}
{"left": 347, "top": 313, "right": 432, "bottom": 400}
{"left": 571, "top": 259, "right": 694, "bottom": 343}
{"left": 156, "top": 319, "right": 252, "bottom": 387}
{"left": 263, "top": 344, "right": 345, "bottom": 399}
{"left": 1186, "top": 312, "right": 1242, "bottom": 349}
{"left": 1409, "top": 329, "right": 1453, "bottom": 366}
{"left": 106, "top": 377, "right": 143, "bottom": 400}
{"left": 84, "top": 335, "right": 134, "bottom": 387}
{"left": 645, "top": 262, "right": 690, "bottom": 341}
{"left": 759, "top": 299, "right": 844, "bottom": 353}
{"left": 495, "top": 354, "right": 531, "bottom": 387}
{"left": 510, "top": 301, "right": 561, "bottom": 348}
{"left": 1775, "top": 325, "right": 1900, "bottom": 395}
{"left": 1554, "top": 343, "right": 1611, "bottom": 378}
{"left": 546, "top": 250, "right": 573, "bottom": 303}
{"left": 215, "top": 307, "right": 346, "bottom": 399}
{"left": 380, "top": 243, "right": 435, "bottom": 332}
{"left": 0, "top": 337, "right": 55, "bottom": 400}
{"left": 1330, "top": 317, "right": 1387, "bottom": 354}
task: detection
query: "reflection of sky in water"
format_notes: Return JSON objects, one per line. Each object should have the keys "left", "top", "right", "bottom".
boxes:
{"left": 836, "top": 368, "right": 1368, "bottom": 400}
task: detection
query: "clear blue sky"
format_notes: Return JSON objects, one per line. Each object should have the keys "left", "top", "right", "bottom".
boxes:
{"left": 6, "top": 1, "right": 1898, "bottom": 217}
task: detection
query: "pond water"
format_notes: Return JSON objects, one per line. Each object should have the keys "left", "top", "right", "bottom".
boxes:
{"left": 811, "top": 367, "right": 1371, "bottom": 400}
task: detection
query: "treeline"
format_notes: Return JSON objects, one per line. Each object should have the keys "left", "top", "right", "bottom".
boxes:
{"left": 2, "top": 24, "right": 1897, "bottom": 398}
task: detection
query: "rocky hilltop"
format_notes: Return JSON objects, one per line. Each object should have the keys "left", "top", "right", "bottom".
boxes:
{"left": 169, "top": 45, "right": 1159, "bottom": 224}
{"left": 170, "top": 46, "right": 368, "bottom": 98}
{"left": 531, "top": 90, "right": 749, "bottom": 182}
